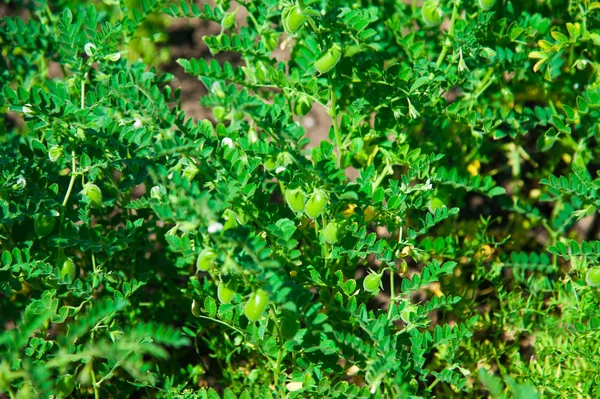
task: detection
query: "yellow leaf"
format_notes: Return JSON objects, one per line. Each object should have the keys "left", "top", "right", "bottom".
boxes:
{"left": 528, "top": 51, "right": 546, "bottom": 60}
{"left": 537, "top": 40, "right": 554, "bottom": 51}
{"left": 533, "top": 58, "right": 547, "bottom": 73}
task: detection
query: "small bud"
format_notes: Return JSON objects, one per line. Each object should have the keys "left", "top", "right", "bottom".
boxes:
{"left": 133, "top": 118, "right": 143, "bottom": 129}
{"left": 84, "top": 43, "right": 97, "bottom": 57}
{"left": 182, "top": 163, "right": 199, "bottom": 181}
{"left": 480, "top": 47, "right": 497, "bottom": 59}
{"left": 221, "top": 11, "right": 237, "bottom": 30}
{"left": 248, "top": 127, "right": 259, "bottom": 143}
{"left": 286, "top": 382, "right": 303, "bottom": 392}
{"left": 221, "top": 137, "right": 234, "bottom": 148}
{"left": 179, "top": 221, "right": 199, "bottom": 233}
{"left": 150, "top": 185, "right": 161, "bottom": 199}
{"left": 104, "top": 52, "right": 121, "bottom": 62}
{"left": 166, "top": 225, "right": 179, "bottom": 236}
{"left": 574, "top": 59, "right": 589, "bottom": 70}
{"left": 207, "top": 222, "right": 224, "bottom": 234}
{"left": 211, "top": 81, "right": 225, "bottom": 98}
{"left": 81, "top": 183, "right": 103, "bottom": 208}
{"left": 276, "top": 151, "right": 293, "bottom": 167}
{"left": 76, "top": 127, "right": 86, "bottom": 140}
{"left": 12, "top": 177, "right": 27, "bottom": 190}
{"left": 407, "top": 98, "right": 421, "bottom": 119}
{"left": 22, "top": 104, "right": 34, "bottom": 116}
{"left": 48, "top": 146, "right": 63, "bottom": 162}
{"left": 423, "top": 179, "right": 433, "bottom": 191}
{"left": 458, "top": 48, "right": 469, "bottom": 73}
{"left": 191, "top": 299, "right": 201, "bottom": 316}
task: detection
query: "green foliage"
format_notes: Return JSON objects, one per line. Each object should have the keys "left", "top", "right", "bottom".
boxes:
{"left": 2, "top": 0, "right": 600, "bottom": 398}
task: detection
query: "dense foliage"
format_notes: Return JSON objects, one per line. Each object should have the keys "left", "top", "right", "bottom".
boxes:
{"left": 2, "top": 0, "right": 600, "bottom": 398}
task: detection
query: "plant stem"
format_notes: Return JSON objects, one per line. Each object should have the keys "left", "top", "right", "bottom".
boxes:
{"left": 90, "top": 360, "right": 99, "bottom": 399}
{"left": 266, "top": 304, "right": 286, "bottom": 398}
{"left": 387, "top": 263, "right": 395, "bottom": 320}
{"left": 62, "top": 151, "right": 77, "bottom": 207}
{"left": 81, "top": 77, "right": 86, "bottom": 110}
{"left": 436, "top": 0, "right": 460, "bottom": 68}
{"left": 91, "top": 253, "right": 98, "bottom": 290}
{"left": 373, "top": 162, "right": 393, "bottom": 192}
{"left": 274, "top": 347, "right": 285, "bottom": 398}
{"left": 61, "top": 73, "right": 87, "bottom": 208}
{"left": 328, "top": 74, "right": 344, "bottom": 169}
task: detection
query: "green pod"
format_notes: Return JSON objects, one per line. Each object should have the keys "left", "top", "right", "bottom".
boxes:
{"left": 586, "top": 267, "right": 600, "bottom": 287}
{"left": 314, "top": 44, "right": 342, "bottom": 74}
{"left": 282, "top": 4, "right": 306, "bottom": 34}
{"left": 218, "top": 282, "right": 236, "bottom": 304}
{"left": 285, "top": 188, "right": 306, "bottom": 213}
{"left": 478, "top": 0, "right": 497, "bottom": 11}
{"left": 305, "top": 189, "right": 328, "bottom": 219}
{"left": 34, "top": 214, "right": 55, "bottom": 237}
{"left": 322, "top": 220, "right": 342, "bottom": 244}
{"left": 363, "top": 272, "right": 381, "bottom": 293}
{"left": 221, "top": 11, "right": 236, "bottom": 29}
{"left": 60, "top": 258, "right": 76, "bottom": 282}
{"left": 421, "top": 1, "right": 442, "bottom": 27}
{"left": 244, "top": 289, "right": 269, "bottom": 321}
{"left": 82, "top": 183, "right": 103, "bottom": 208}
{"left": 191, "top": 299, "right": 201, "bottom": 317}
{"left": 196, "top": 248, "right": 217, "bottom": 272}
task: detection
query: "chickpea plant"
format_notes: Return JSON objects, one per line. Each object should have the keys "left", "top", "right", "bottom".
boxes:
{"left": 2, "top": 0, "right": 600, "bottom": 398}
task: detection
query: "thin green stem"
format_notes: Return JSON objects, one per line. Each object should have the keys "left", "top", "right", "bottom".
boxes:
{"left": 267, "top": 305, "right": 286, "bottom": 398}
{"left": 387, "top": 263, "right": 395, "bottom": 320}
{"left": 245, "top": 10, "right": 261, "bottom": 32}
{"left": 61, "top": 72, "right": 87, "bottom": 208}
{"left": 90, "top": 360, "right": 99, "bottom": 399}
{"left": 313, "top": 217, "right": 323, "bottom": 255}
{"left": 328, "top": 74, "right": 344, "bottom": 169}
{"left": 62, "top": 151, "right": 77, "bottom": 207}
{"left": 91, "top": 253, "right": 98, "bottom": 290}
{"left": 436, "top": 0, "right": 460, "bottom": 67}
{"left": 81, "top": 78, "right": 86, "bottom": 110}
{"left": 195, "top": 315, "right": 245, "bottom": 335}
{"left": 468, "top": 67, "right": 495, "bottom": 112}
{"left": 373, "top": 162, "right": 393, "bottom": 192}
{"left": 274, "top": 347, "right": 285, "bottom": 398}
{"left": 95, "top": 356, "right": 127, "bottom": 387}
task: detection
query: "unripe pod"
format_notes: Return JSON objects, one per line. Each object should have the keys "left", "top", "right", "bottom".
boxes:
{"left": 421, "top": 1, "right": 442, "bottom": 27}
{"left": 282, "top": 4, "right": 306, "bottom": 34}
{"left": 363, "top": 272, "right": 381, "bottom": 294}
{"left": 244, "top": 289, "right": 269, "bottom": 321}
{"left": 586, "top": 267, "right": 600, "bottom": 287}
{"left": 314, "top": 44, "right": 342, "bottom": 74}
{"left": 304, "top": 189, "right": 328, "bottom": 219}
{"left": 478, "top": 0, "right": 497, "bottom": 11}
{"left": 285, "top": 188, "right": 306, "bottom": 213}
{"left": 217, "top": 282, "right": 236, "bottom": 304}
{"left": 34, "top": 214, "right": 55, "bottom": 237}
{"left": 82, "top": 183, "right": 103, "bottom": 208}
{"left": 191, "top": 299, "right": 201, "bottom": 317}
{"left": 60, "top": 258, "right": 76, "bottom": 282}
{"left": 221, "top": 11, "right": 237, "bottom": 30}
{"left": 196, "top": 248, "right": 217, "bottom": 272}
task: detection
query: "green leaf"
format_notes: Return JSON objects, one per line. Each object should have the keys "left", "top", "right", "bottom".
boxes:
{"left": 204, "top": 296, "right": 217, "bottom": 317}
